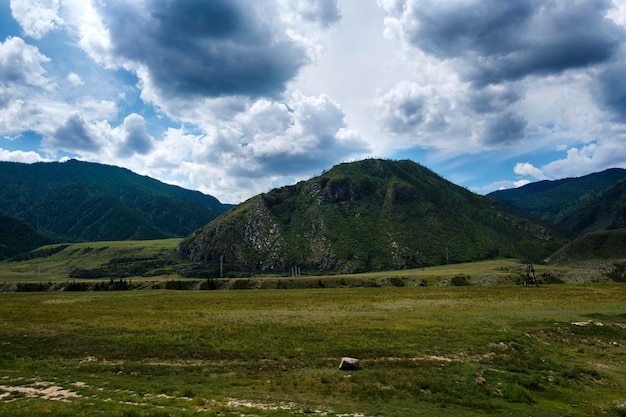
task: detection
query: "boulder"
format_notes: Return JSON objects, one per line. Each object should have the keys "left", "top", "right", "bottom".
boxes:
{"left": 339, "top": 357, "right": 360, "bottom": 371}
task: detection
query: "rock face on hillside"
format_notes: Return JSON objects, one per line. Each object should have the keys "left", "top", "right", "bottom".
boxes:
{"left": 178, "top": 159, "right": 568, "bottom": 274}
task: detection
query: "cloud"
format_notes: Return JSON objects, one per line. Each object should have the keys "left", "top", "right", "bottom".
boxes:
{"left": 168, "top": 91, "right": 370, "bottom": 201}
{"left": 513, "top": 162, "right": 547, "bottom": 180}
{"left": 3, "top": 0, "right": 626, "bottom": 203}
{"left": 0, "top": 36, "right": 51, "bottom": 88}
{"left": 542, "top": 140, "right": 626, "bottom": 178}
{"left": 475, "top": 111, "right": 528, "bottom": 147}
{"left": 293, "top": 0, "right": 341, "bottom": 27}
{"left": 92, "top": 0, "right": 309, "bottom": 100}
{"left": 593, "top": 47, "right": 626, "bottom": 122}
{"left": 0, "top": 37, "right": 65, "bottom": 137}
{"left": 466, "top": 84, "right": 524, "bottom": 114}
{"left": 47, "top": 114, "right": 101, "bottom": 153}
{"left": 376, "top": 0, "right": 626, "bottom": 158}
{"left": 0, "top": 148, "right": 46, "bottom": 163}
{"left": 10, "top": 0, "right": 64, "bottom": 39}
{"left": 66, "top": 72, "right": 83, "bottom": 86}
{"left": 383, "top": 0, "right": 624, "bottom": 86}
{"left": 514, "top": 179, "right": 531, "bottom": 188}
{"left": 375, "top": 80, "right": 450, "bottom": 137}
{"left": 116, "top": 113, "right": 154, "bottom": 157}
{"left": 206, "top": 92, "right": 370, "bottom": 177}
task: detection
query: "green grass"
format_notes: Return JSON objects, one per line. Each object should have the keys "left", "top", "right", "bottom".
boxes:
{"left": 0, "top": 285, "right": 624, "bottom": 416}
{"left": 0, "top": 239, "right": 185, "bottom": 283}
{"left": 0, "top": 239, "right": 615, "bottom": 289}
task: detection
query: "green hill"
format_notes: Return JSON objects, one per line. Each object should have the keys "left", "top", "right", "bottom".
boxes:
{"left": 554, "top": 179, "right": 626, "bottom": 233}
{"left": 178, "top": 159, "right": 569, "bottom": 274}
{"left": 0, "top": 160, "right": 233, "bottom": 242}
{"left": 0, "top": 212, "right": 53, "bottom": 260}
{"left": 487, "top": 168, "right": 626, "bottom": 232}
{"left": 547, "top": 228, "right": 626, "bottom": 269}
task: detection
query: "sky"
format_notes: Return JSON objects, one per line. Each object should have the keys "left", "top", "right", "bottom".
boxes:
{"left": 1, "top": 0, "right": 626, "bottom": 204}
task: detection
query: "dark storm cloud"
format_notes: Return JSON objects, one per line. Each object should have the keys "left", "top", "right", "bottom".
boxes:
{"left": 479, "top": 111, "right": 528, "bottom": 146}
{"left": 98, "top": 0, "right": 308, "bottom": 99}
{"left": 467, "top": 84, "right": 524, "bottom": 114}
{"left": 51, "top": 115, "right": 100, "bottom": 152}
{"left": 379, "top": 0, "right": 626, "bottom": 147}
{"left": 595, "top": 52, "right": 626, "bottom": 122}
{"left": 402, "top": 0, "right": 624, "bottom": 86}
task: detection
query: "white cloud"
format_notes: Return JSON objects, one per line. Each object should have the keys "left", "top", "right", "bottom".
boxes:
{"left": 514, "top": 179, "right": 531, "bottom": 188}
{"left": 542, "top": 140, "right": 626, "bottom": 178}
{"left": 608, "top": 0, "right": 626, "bottom": 27}
{"left": 513, "top": 162, "right": 547, "bottom": 180}
{"left": 0, "top": 36, "right": 52, "bottom": 88}
{"left": 66, "top": 72, "right": 83, "bottom": 86}
{"left": 123, "top": 91, "right": 368, "bottom": 202}
{"left": 0, "top": 148, "right": 46, "bottom": 163}
{"left": 115, "top": 113, "right": 154, "bottom": 157}
{"left": 10, "top": 0, "right": 64, "bottom": 39}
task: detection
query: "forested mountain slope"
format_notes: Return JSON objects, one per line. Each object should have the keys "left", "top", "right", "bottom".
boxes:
{"left": 0, "top": 160, "right": 233, "bottom": 242}
{"left": 0, "top": 212, "right": 53, "bottom": 260}
{"left": 179, "top": 159, "right": 568, "bottom": 274}
{"left": 488, "top": 168, "right": 626, "bottom": 233}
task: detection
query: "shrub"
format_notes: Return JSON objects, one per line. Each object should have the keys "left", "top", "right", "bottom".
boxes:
{"left": 451, "top": 274, "right": 471, "bottom": 286}
{"left": 230, "top": 279, "right": 254, "bottom": 290}
{"left": 501, "top": 382, "right": 534, "bottom": 403}
{"left": 387, "top": 276, "right": 406, "bottom": 287}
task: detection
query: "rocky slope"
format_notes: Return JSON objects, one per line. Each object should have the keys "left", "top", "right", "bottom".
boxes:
{"left": 178, "top": 159, "right": 568, "bottom": 274}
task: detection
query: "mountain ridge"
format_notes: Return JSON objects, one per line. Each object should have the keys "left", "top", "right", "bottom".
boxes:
{"left": 178, "top": 159, "right": 568, "bottom": 274}
{"left": 0, "top": 160, "right": 233, "bottom": 243}
{"left": 488, "top": 168, "right": 626, "bottom": 233}
{"left": 0, "top": 212, "right": 53, "bottom": 260}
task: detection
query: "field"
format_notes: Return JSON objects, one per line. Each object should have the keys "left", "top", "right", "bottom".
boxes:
{"left": 0, "top": 239, "right": 617, "bottom": 289}
{"left": 1, "top": 284, "right": 624, "bottom": 416}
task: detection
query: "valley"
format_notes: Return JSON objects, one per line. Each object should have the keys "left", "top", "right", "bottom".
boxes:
{"left": 0, "top": 284, "right": 624, "bottom": 416}
{"left": 1, "top": 159, "right": 625, "bottom": 416}
{"left": 0, "top": 238, "right": 621, "bottom": 291}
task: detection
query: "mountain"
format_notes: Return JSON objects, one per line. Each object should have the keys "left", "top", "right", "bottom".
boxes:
{"left": 552, "top": 179, "right": 626, "bottom": 233}
{"left": 487, "top": 168, "right": 626, "bottom": 233}
{"left": 547, "top": 228, "right": 626, "bottom": 266}
{"left": 0, "top": 212, "right": 53, "bottom": 260}
{"left": 178, "top": 159, "right": 568, "bottom": 274}
{"left": 0, "top": 160, "right": 233, "bottom": 242}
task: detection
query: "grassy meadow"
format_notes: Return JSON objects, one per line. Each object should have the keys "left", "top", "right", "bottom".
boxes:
{"left": 1, "top": 284, "right": 624, "bottom": 416}
{"left": 0, "top": 238, "right": 615, "bottom": 289}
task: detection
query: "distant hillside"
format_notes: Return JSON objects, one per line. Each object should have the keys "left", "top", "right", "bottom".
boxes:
{"left": 0, "top": 160, "right": 233, "bottom": 242}
{"left": 547, "top": 228, "right": 626, "bottom": 266}
{"left": 553, "top": 179, "right": 626, "bottom": 233}
{"left": 178, "top": 159, "right": 568, "bottom": 274}
{"left": 488, "top": 168, "right": 626, "bottom": 233}
{"left": 0, "top": 212, "right": 53, "bottom": 260}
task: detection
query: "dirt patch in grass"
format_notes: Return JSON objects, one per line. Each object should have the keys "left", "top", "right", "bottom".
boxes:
{"left": 0, "top": 381, "right": 81, "bottom": 402}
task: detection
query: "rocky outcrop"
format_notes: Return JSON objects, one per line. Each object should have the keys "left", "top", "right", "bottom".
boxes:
{"left": 178, "top": 159, "right": 570, "bottom": 274}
